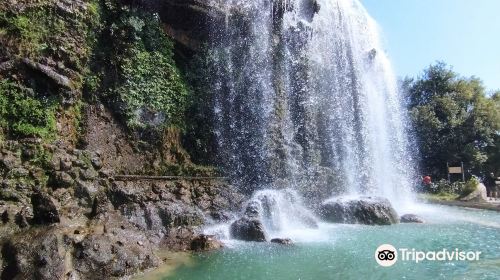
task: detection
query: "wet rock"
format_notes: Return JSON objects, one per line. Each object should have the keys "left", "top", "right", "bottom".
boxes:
{"left": 34, "top": 234, "right": 67, "bottom": 279}
{"left": 210, "top": 211, "right": 234, "bottom": 223}
{"left": 119, "top": 202, "right": 205, "bottom": 232}
{"left": 73, "top": 159, "right": 87, "bottom": 169}
{"left": 0, "top": 152, "right": 21, "bottom": 170}
{"left": 319, "top": 196, "right": 399, "bottom": 225}
{"left": 162, "top": 226, "right": 198, "bottom": 251}
{"left": 1, "top": 231, "right": 66, "bottom": 280}
{"left": 31, "top": 192, "right": 60, "bottom": 224}
{"left": 73, "top": 233, "right": 159, "bottom": 279}
{"left": 244, "top": 201, "right": 260, "bottom": 218}
{"left": 91, "top": 192, "right": 111, "bottom": 218}
{"left": 75, "top": 180, "right": 98, "bottom": 206}
{"left": 15, "top": 210, "right": 30, "bottom": 228}
{"left": 174, "top": 181, "right": 192, "bottom": 203}
{"left": 270, "top": 238, "right": 293, "bottom": 245}
{"left": 400, "top": 214, "right": 424, "bottom": 223}
{"left": 1, "top": 209, "right": 9, "bottom": 223}
{"left": 53, "top": 171, "right": 75, "bottom": 188}
{"left": 230, "top": 217, "right": 266, "bottom": 242}
{"left": 190, "top": 234, "right": 223, "bottom": 251}
{"left": 90, "top": 154, "right": 102, "bottom": 170}
{"left": 80, "top": 168, "right": 98, "bottom": 180}
{"left": 60, "top": 159, "right": 73, "bottom": 171}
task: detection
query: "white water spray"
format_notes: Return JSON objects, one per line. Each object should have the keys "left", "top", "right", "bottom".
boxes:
{"left": 208, "top": 0, "right": 416, "bottom": 230}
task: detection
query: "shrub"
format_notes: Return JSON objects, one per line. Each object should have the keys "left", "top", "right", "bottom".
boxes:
{"left": 0, "top": 80, "right": 57, "bottom": 140}
{"left": 426, "top": 177, "right": 479, "bottom": 197}
{"left": 460, "top": 176, "right": 479, "bottom": 197}
{"left": 427, "top": 179, "right": 464, "bottom": 194}
{"left": 92, "top": 5, "right": 189, "bottom": 130}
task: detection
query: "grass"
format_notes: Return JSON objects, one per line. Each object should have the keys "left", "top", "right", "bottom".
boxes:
{"left": 418, "top": 192, "right": 460, "bottom": 201}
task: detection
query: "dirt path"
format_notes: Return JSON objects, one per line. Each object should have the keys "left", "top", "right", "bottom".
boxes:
{"left": 422, "top": 197, "right": 500, "bottom": 212}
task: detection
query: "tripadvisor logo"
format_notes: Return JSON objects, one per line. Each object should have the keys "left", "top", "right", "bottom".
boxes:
{"left": 375, "top": 244, "right": 482, "bottom": 267}
{"left": 375, "top": 244, "right": 398, "bottom": 267}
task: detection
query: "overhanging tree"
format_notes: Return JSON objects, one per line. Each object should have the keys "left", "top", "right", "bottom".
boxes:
{"left": 403, "top": 62, "right": 500, "bottom": 178}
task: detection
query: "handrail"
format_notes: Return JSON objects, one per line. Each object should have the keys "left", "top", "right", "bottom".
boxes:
{"left": 112, "top": 175, "right": 228, "bottom": 181}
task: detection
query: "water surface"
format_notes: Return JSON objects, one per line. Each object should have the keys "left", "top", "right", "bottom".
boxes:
{"left": 166, "top": 206, "right": 500, "bottom": 280}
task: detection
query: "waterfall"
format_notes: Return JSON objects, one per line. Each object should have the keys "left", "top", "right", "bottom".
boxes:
{"left": 247, "top": 189, "right": 318, "bottom": 235}
{"left": 207, "top": 0, "right": 415, "bottom": 207}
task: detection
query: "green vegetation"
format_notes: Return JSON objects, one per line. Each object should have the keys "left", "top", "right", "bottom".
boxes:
{"left": 425, "top": 177, "right": 479, "bottom": 198}
{"left": 419, "top": 192, "right": 459, "bottom": 201}
{"left": 90, "top": 3, "right": 189, "bottom": 129}
{"left": 0, "top": 1, "right": 101, "bottom": 143}
{"left": 181, "top": 48, "right": 219, "bottom": 164}
{"left": 404, "top": 62, "right": 500, "bottom": 178}
{"left": 0, "top": 80, "right": 57, "bottom": 140}
{"left": 0, "top": 0, "right": 200, "bottom": 178}
{"left": 0, "top": 0, "right": 100, "bottom": 74}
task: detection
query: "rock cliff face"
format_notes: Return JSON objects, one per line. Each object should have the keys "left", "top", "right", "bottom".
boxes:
{"left": 0, "top": 139, "right": 244, "bottom": 279}
{"left": 0, "top": 0, "right": 246, "bottom": 278}
{"left": 156, "top": 0, "right": 219, "bottom": 51}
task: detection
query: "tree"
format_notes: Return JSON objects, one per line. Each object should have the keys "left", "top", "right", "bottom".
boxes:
{"left": 404, "top": 62, "right": 500, "bottom": 178}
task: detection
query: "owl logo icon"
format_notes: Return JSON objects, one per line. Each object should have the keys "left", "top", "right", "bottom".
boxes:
{"left": 375, "top": 244, "right": 398, "bottom": 267}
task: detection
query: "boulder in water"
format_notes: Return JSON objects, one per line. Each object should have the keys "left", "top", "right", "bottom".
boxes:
{"left": 191, "top": 234, "right": 223, "bottom": 251}
{"left": 270, "top": 238, "right": 293, "bottom": 245}
{"left": 230, "top": 217, "right": 266, "bottom": 242}
{"left": 400, "top": 214, "right": 424, "bottom": 223}
{"left": 319, "top": 196, "right": 399, "bottom": 225}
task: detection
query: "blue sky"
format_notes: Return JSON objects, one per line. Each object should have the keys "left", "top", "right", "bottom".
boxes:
{"left": 362, "top": 0, "right": 500, "bottom": 91}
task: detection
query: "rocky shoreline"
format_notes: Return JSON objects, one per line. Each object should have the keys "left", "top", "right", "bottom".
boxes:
{"left": 0, "top": 138, "right": 245, "bottom": 279}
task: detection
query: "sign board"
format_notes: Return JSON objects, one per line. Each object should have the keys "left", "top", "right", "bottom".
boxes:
{"left": 448, "top": 167, "right": 462, "bottom": 174}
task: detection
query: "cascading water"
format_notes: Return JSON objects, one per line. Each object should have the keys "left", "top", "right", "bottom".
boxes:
{"left": 246, "top": 189, "right": 319, "bottom": 236}
{"left": 208, "top": 0, "right": 415, "bottom": 228}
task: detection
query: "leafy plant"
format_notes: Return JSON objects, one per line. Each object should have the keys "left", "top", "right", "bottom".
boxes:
{"left": 0, "top": 79, "right": 58, "bottom": 140}
{"left": 91, "top": 4, "right": 189, "bottom": 130}
{"left": 426, "top": 177, "right": 479, "bottom": 198}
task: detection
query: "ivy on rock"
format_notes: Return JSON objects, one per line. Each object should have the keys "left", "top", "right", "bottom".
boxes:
{"left": 90, "top": 3, "right": 189, "bottom": 130}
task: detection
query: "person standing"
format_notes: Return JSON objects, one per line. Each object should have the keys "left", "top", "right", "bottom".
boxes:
{"left": 484, "top": 172, "right": 496, "bottom": 199}
{"left": 422, "top": 175, "right": 432, "bottom": 186}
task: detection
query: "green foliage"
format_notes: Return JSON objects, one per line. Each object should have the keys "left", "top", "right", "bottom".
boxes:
{"left": 91, "top": 4, "right": 189, "bottom": 129}
{"left": 428, "top": 179, "right": 465, "bottom": 194}
{"left": 0, "top": 80, "right": 57, "bottom": 140}
{"left": 0, "top": 0, "right": 101, "bottom": 77}
{"left": 0, "top": 10, "right": 50, "bottom": 57}
{"left": 0, "top": 0, "right": 101, "bottom": 143}
{"left": 404, "top": 62, "right": 500, "bottom": 178}
{"left": 180, "top": 47, "right": 220, "bottom": 164}
{"left": 426, "top": 177, "right": 479, "bottom": 198}
{"left": 460, "top": 176, "right": 479, "bottom": 197}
